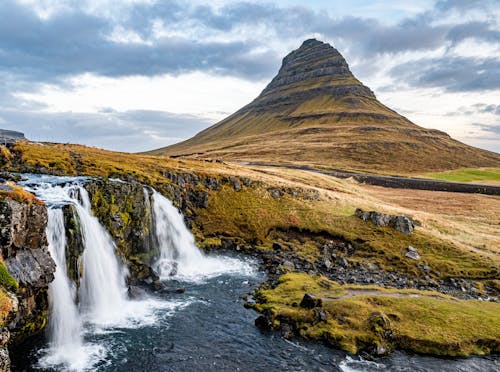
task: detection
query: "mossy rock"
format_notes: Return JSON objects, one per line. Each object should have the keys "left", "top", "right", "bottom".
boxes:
{"left": 0, "top": 261, "right": 18, "bottom": 293}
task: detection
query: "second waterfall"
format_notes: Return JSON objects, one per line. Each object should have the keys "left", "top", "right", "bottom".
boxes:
{"left": 21, "top": 175, "right": 255, "bottom": 371}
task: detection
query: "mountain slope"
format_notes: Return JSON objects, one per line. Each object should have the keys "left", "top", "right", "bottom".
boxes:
{"left": 149, "top": 39, "right": 500, "bottom": 174}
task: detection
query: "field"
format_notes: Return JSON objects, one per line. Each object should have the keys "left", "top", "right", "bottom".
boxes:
{"left": 424, "top": 168, "right": 500, "bottom": 185}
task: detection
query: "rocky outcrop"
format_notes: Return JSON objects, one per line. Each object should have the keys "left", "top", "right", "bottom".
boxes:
{"left": 83, "top": 180, "right": 159, "bottom": 287}
{"left": 0, "top": 197, "right": 55, "bottom": 369}
{"left": 62, "top": 204, "right": 84, "bottom": 286}
{"left": 0, "top": 131, "right": 25, "bottom": 145}
{"left": 355, "top": 208, "right": 415, "bottom": 235}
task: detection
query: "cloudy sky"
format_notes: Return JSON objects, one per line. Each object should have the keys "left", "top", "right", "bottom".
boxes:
{"left": 0, "top": 0, "right": 499, "bottom": 153}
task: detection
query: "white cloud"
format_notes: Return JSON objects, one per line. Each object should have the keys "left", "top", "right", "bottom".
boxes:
{"left": 15, "top": 72, "right": 265, "bottom": 121}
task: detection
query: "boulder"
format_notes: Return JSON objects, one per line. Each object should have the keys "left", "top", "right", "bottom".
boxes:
{"left": 355, "top": 208, "right": 415, "bottom": 234}
{"left": 280, "top": 323, "right": 294, "bottom": 339}
{"left": 391, "top": 215, "right": 414, "bottom": 235}
{"left": 300, "top": 293, "right": 322, "bottom": 309}
{"left": 255, "top": 315, "right": 273, "bottom": 331}
{"left": 405, "top": 246, "right": 420, "bottom": 260}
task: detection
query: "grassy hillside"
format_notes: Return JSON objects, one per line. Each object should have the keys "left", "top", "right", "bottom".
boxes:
{"left": 1, "top": 141, "right": 499, "bottom": 356}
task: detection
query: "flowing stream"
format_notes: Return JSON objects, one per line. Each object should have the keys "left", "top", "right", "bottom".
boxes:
{"left": 14, "top": 175, "right": 499, "bottom": 372}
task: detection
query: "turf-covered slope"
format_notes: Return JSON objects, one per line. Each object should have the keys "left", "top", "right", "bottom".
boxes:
{"left": 150, "top": 39, "right": 500, "bottom": 174}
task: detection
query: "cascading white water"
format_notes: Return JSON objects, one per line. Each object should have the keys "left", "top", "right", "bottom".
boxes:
{"left": 25, "top": 180, "right": 129, "bottom": 326}
{"left": 42, "top": 208, "right": 87, "bottom": 368}
{"left": 76, "top": 188, "right": 129, "bottom": 325}
{"left": 152, "top": 190, "right": 255, "bottom": 282}
{"left": 21, "top": 175, "right": 255, "bottom": 370}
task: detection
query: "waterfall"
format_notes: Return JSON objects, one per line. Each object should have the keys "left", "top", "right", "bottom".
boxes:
{"left": 152, "top": 190, "right": 254, "bottom": 282}
{"left": 75, "top": 187, "right": 128, "bottom": 324}
{"left": 43, "top": 208, "right": 86, "bottom": 367}
{"left": 20, "top": 175, "right": 254, "bottom": 370}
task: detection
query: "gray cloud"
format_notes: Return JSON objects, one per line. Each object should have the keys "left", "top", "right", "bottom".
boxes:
{"left": 0, "top": 0, "right": 499, "bottom": 152}
{"left": 1, "top": 0, "right": 498, "bottom": 84}
{"left": 472, "top": 123, "right": 500, "bottom": 135}
{"left": 435, "top": 0, "right": 495, "bottom": 12}
{"left": 0, "top": 108, "right": 212, "bottom": 152}
{"left": 390, "top": 56, "right": 500, "bottom": 92}
{"left": 473, "top": 103, "right": 500, "bottom": 115}
{"left": 0, "top": 0, "right": 280, "bottom": 82}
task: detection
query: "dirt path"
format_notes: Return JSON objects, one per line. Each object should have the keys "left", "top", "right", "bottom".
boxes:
{"left": 324, "top": 289, "right": 452, "bottom": 301}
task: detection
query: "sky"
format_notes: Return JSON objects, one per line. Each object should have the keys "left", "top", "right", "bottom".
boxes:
{"left": 0, "top": 0, "right": 499, "bottom": 153}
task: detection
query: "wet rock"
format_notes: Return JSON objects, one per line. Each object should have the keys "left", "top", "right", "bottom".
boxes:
{"left": 0, "top": 172, "right": 22, "bottom": 182}
{"left": 376, "top": 343, "right": 387, "bottom": 355}
{"left": 280, "top": 323, "right": 294, "bottom": 339}
{"left": 128, "top": 285, "right": 147, "bottom": 299}
{"left": 255, "top": 315, "right": 273, "bottom": 331}
{"left": 300, "top": 293, "right": 322, "bottom": 309}
{"left": 84, "top": 179, "right": 159, "bottom": 273}
{"left": 152, "top": 281, "right": 167, "bottom": 291}
{"left": 405, "top": 246, "right": 420, "bottom": 260}
{"left": 221, "top": 238, "right": 236, "bottom": 250}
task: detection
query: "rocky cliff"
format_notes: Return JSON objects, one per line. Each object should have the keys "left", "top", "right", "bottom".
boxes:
{"left": 0, "top": 194, "right": 55, "bottom": 370}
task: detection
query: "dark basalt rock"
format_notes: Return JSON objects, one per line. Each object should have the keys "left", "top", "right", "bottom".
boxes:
{"left": 355, "top": 208, "right": 415, "bottom": 235}
{"left": 300, "top": 293, "right": 322, "bottom": 309}
{"left": 85, "top": 180, "right": 158, "bottom": 259}
{"left": 0, "top": 197, "right": 55, "bottom": 368}
{"left": 128, "top": 285, "right": 147, "bottom": 299}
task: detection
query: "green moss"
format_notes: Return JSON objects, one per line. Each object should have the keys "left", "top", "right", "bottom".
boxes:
{"left": 120, "top": 212, "right": 131, "bottom": 226}
{"left": 0, "top": 261, "right": 18, "bottom": 292}
{"left": 255, "top": 273, "right": 500, "bottom": 356}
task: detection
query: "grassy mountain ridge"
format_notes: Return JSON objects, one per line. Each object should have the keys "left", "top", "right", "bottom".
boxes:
{"left": 149, "top": 39, "right": 500, "bottom": 174}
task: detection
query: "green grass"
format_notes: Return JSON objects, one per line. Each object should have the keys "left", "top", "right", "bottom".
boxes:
{"left": 254, "top": 273, "right": 500, "bottom": 356}
{"left": 195, "top": 185, "right": 498, "bottom": 279}
{"left": 424, "top": 168, "right": 500, "bottom": 183}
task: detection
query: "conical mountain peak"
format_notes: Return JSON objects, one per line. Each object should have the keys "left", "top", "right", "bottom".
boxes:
{"left": 255, "top": 39, "right": 375, "bottom": 108}
{"left": 152, "top": 39, "right": 500, "bottom": 173}
{"left": 262, "top": 39, "right": 354, "bottom": 94}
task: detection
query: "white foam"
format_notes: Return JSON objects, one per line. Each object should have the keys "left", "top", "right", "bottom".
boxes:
{"left": 151, "top": 190, "right": 257, "bottom": 283}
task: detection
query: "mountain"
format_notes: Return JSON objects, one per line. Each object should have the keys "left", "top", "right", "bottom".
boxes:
{"left": 148, "top": 39, "right": 500, "bottom": 174}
